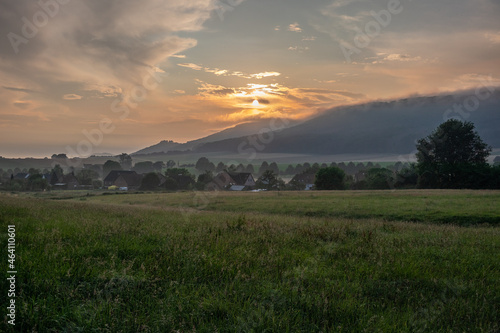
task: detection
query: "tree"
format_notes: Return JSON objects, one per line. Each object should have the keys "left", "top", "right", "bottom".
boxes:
{"left": 258, "top": 161, "right": 269, "bottom": 175}
{"left": 164, "top": 178, "right": 178, "bottom": 191}
{"left": 284, "top": 165, "right": 295, "bottom": 175}
{"left": 153, "top": 161, "right": 165, "bottom": 172}
{"left": 165, "top": 168, "right": 195, "bottom": 190}
{"left": 140, "top": 172, "right": 161, "bottom": 190}
{"left": 195, "top": 157, "right": 211, "bottom": 172}
{"left": 76, "top": 169, "right": 99, "bottom": 186}
{"left": 196, "top": 171, "right": 214, "bottom": 190}
{"left": 416, "top": 120, "right": 491, "bottom": 188}
{"left": 133, "top": 161, "right": 154, "bottom": 174}
{"left": 216, "top": 162, "right": 226, "bottom": 173}
{"left": 394, "top": 164, "right": 418, "bottom": 189}
{"left": 92, "top": 179, "right": 103, "bottom": 189}
{"left": 356, "top": 162, "right": 365, "bottom": 172}
{"left": 256, "top": 170, "right": 284, "bottom": 191}
{"left": 166, "top": 160, "right": 176, "bottom": 169}
{"left": 103, "top": 160, "right": 122, "bottom": 178}
{"left": 269, "top": 162, "right": 280, "bottom": 175}
{"left": 245, "top": 164, "right": 255, "bottom": 174}
{"left": 346, "top": 162, "right": 356, "bottom": 175}
{"left": 51, "top": 164, "right": 64, "bottom": 178}
{"left": 315, "top": 167, "right": 346, "bottom": 190}
{"left": 118, "top": 153, "right": 133, "bottom": 170}
{"left": 365, "top": 168, "right": 394, "bottom": 190}
{"left": 28, "top": 174, "right": 48, "bottom": 191}
{"left": 28, "top": 168, "right": 40, "bottom": 175}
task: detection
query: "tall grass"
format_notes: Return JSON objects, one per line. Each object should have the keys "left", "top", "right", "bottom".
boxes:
{"left": 1, "top": 192, "right": 499, "bottom": 332}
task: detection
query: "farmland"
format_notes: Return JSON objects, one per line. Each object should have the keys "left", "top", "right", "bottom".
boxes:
{"left": 1, "top": 190, "right": 499, "bottom": 332}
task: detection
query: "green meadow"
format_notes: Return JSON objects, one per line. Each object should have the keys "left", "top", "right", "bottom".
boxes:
{"left": 1, "top": 190, "right": 499, "bottom": 332}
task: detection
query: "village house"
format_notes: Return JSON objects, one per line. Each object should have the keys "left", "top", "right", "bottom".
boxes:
{"left": 49, "top": 172, "right": 81, "bottom": 190}
{"left": 104, "top": 170, "right": 142, "bottom": 190}
{"left": 13, "top": 173, "right": 30, "bottom": 180}
{"left": 206, "top": 171, "right": 256, "bottom": 191}
{"left": 289, "top": 172, "right": 316, "bottom": 190}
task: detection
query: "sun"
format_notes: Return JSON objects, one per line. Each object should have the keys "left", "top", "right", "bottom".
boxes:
{"left": 252, "top": 99, "right": 260, "bottom": 107}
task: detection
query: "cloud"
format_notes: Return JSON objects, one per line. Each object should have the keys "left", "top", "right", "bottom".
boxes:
{"left": 288, "top": 46, "right": 309, "bottom": 52}
{"left": 63, "top": 94, "right": 83, "bottom": 100}
{"left": 314, "top": 79, "right": 337, "bottom": 84}
{"left": 288, "top": 23, "right": 302, "bottom": 32}
{"left": 0, "top": 0, "right": 215, "bottom": 92}
{"left": 3, "top": 86, "right": 38, "bottom": 94}
{"left": 13, "top": 102, "right": 32, "bottom": 110}
{"left": 370, "top": 53, "right": 423, "bottom": 64}
{"left": 178, "top": 63, "right": 205, "bottom": 71}
{"left": 485, "top": 32, "right": 500, "bottom": 44}
{"left": 194, "top": 79, "right": 365, "bottom": 123}
{"left": 249, "top": 72, "right": 281, "bottom": 79}
{"left": 177, "top": 63, "right": 281, "bottom": 79}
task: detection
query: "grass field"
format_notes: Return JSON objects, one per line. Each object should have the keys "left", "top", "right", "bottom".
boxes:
{"left": 1, "top": 190, "right": 499, "bottom": 332}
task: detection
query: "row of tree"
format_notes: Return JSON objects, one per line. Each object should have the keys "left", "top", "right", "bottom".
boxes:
{"left": 195, "top": 158, "right": 395, "bottom": 177}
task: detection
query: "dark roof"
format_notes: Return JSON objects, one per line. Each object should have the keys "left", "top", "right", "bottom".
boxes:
{"left": 116, "top": 173, "right": 142, "bottom": 187}
{"left": 227, "top": 172, "right": 253, "bottom": 186}
{"left": 13, "top": 173, "right": 29, "bottom": 179}
{"left": 104, "top": 170, "right": 137, "bottom": 183}
{"left": 157, "top": 173, "right": 167, "bottom": 186}
{"left": 63, "top": 173, "right": 79, "bottom": 185}
{"left": 48, "top": 171, "right": 63, "bottom": 185}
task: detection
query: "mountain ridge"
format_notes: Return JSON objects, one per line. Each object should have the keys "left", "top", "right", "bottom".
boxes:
{"left": 134, "top": 88, "right": 500, "bottom": 156}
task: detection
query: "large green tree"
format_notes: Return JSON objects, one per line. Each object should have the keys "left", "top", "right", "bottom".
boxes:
{"left": 365, "top": 168, "right": 394, "bottom": 190}
{"left": 195, "top": 157, "right": 215, "bottom": 173}
{"left": 140, "top": 172, "right": 161, "bottom": 190}
{"left": 416, "top": 120, "right": 491, "bottom": 188}
{"left": 76, "top": 169, "right": 99, "bottom": 185}
{"left": 315, "top": 167, "right": 346, "bottom": 190}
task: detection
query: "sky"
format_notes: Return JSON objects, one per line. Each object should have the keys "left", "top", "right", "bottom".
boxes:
{"left": 1, "top": 0, "right": 499, "bottom": 158}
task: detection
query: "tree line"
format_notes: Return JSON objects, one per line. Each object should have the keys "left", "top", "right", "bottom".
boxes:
{"left": 1, "top": 120, "right": 498, "bottom": 191}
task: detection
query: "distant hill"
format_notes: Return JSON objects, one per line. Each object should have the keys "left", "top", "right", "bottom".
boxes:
{"left": 194, "top": 89, "right": 500, "bottom": 155}
{"left": 133, "top": 140, "right": 183, "bottom": 155}
{"left": 132, "top": 118, "right": 299, "bottom": 155}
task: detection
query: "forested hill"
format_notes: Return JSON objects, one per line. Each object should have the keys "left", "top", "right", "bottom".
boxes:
{"left": 195, "top": 89, "right": 500, "bottom": 155}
